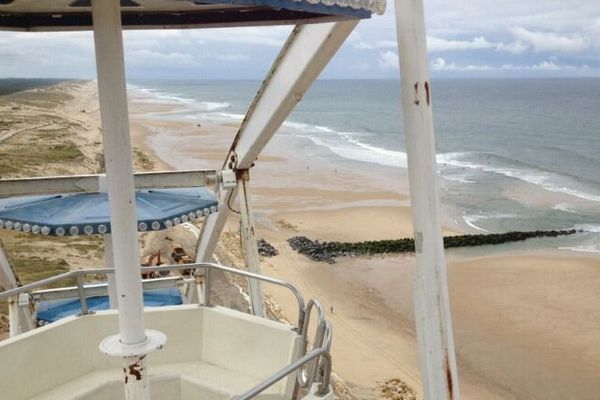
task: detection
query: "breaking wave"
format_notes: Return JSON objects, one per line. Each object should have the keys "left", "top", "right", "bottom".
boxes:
{"left": 438, "top": 152, "right": 600, "bottom": 203}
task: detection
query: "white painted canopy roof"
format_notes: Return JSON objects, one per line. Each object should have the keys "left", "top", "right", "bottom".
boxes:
{"left": 0, "top": 0, "right": 385, "bottom": 31}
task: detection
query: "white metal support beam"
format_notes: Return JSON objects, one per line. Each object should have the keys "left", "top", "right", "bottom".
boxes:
{"left": 92, "top": 1, "right": 165, "bottom": 399}
{"left": 0, "top": 241, "right": 35, "bottom": 337}
{"left": 105, "top": 235, "right": 118, "bottom": 309}
{"left": 92, "top": 0, "right": 145, "bottom": 346}
{"left": 394, "top": 0, "right": 460, "bottom": 399}
{"left": 194, "top": 20, "right": 359, "bottom": 267}
{"left": 236, "top": 171, "right": 265, "bottom": 316}
{"left": 0, "top": 241, "right": 18, "bottom": 291}
{"left": 0, "top": 169, "right": 216, "bottom": 197}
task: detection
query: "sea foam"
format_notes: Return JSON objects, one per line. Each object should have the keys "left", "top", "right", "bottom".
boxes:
{"left": 439, "top": 152, "right": 600, "bottom": 203}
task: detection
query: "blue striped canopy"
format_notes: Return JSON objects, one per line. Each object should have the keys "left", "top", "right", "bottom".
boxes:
{"left": 0, "top": 0, "right": 385, "bottom": 32}
{"left": 0, "top": 187, "right": 218, "bottom": 236}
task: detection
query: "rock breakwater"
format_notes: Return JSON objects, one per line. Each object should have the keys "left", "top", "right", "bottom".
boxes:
{"left": 288, "top": 229, "right": 578, "bottom": 263}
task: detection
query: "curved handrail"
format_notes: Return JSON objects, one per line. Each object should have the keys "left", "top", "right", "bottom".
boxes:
{"left": 232, "top": 348, "right": 332, "bottom": 400}
{"left": 298, "top": 299, "right": 326, "bottom": 388}
{"left": 0, "top": 262, "right": 306, "bottom": 330}
{"left": 199, "top": 262, "right": 306, "bottom": 330}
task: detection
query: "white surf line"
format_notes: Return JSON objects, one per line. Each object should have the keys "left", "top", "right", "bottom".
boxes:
{"left": 462, "top": 215, "right": 489, "bottom": 233}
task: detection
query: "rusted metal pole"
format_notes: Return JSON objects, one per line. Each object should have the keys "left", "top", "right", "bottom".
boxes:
{"left": 394, "top": 0, "right": 461, "bottom": 399}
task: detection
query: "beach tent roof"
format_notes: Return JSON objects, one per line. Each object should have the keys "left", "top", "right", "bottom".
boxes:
{"left": 0, "top": 187, "right": 218, "bottom": 236}
{"left": 0, "top": 0, "right": 384, "bottom": 31}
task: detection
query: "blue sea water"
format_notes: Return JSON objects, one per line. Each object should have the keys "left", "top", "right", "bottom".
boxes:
{"left": 130, "top": 78, "right": 600, "bottom": 251}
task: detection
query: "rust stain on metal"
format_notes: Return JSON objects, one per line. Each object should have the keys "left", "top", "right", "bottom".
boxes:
{"left": 235, "top": 168, "right": 250, "bottom": 181}
{"left": 424, "top": 81, "right": 431, "bottom": 106}
{"left": 413, "top": 82, "right": 420, "bottom": 105}
{"left": 128, "top": 360, "right": 143, "bottom": 381}
{"left": 445, "top": 352, "right": 453, "bottom": 399}
{"left": 240, "top": 178, "right": 251, "bottom": 214}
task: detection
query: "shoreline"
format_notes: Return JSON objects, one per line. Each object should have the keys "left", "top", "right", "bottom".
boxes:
{"left": 127, "top": 81, "right": 600, "bottom": 399}
{"left": 3, "top": 81, "right": 600, "bottom": 399}
{"left": 126, "top": 81, "right": 600, "bottom": 399}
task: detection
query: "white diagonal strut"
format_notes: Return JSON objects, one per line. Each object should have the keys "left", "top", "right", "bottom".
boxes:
{"left": 195, "top": 20, "right": 359, "bottom": 268}
{"left": 236, "top": 172, "right": 265, "bottom": 316}
{"left": 394, "top": 0, "right": 460, "bottom": 399}
{"left": 0, "top": 242, "right": 35, "bottom": 336}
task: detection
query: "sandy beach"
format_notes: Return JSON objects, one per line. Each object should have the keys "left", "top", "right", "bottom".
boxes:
{"left": 2, "top": 81, "right": 600, "bottom": 399}
{"left": 124, "top": 81, "right": 600, "bottom": 400}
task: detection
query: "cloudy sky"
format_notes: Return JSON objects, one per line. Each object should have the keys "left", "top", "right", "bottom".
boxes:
{"left": 1, "top": 0, "right": 599, "bottom": 79}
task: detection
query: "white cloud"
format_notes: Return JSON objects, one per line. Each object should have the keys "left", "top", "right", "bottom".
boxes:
{"left": 431, "top": 58, "right": 583, "bottom": 72}
{"left": 432, "top": 57, "right": 454, "bottom": 70}
{"left": 495, "top": 40, "right": 529, "bottom": 54}
{"left": 427, "top": 36, "right": 495, "bottom": 52}
{"left": 531, "top": 60, "right": 562, "bottom": 70}
{"left": 354, "top": 34, "right": 534, "bottom": 56}
{"left": 194, "top": 27, "right": 289, "bottom": 47}
{"left": 216, "top": 54, "right": 250, "bottom": 62}
{"left": 507, "top": 60, "right": 577, "bottom": 71}
{"left": 1, "top": 1, "right": 600, "bottom": 78}
{"left": 431, "top": 57, "right": 493, "bottom": 71}
{"left": 509, "top": 26, "right": 590, "bottom": 54}
{"left": 353, "top": 39, "right": 396, "bottom": 50}
{"left": 378, "top": 51, "right": 399, "bottom": 69}
{"left": 127, "top": 49, "right": 198, "bottom": 66}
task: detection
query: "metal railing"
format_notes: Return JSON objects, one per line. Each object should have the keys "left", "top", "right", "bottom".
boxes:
{"left": 0, "top": 262, "right": 307, "bottom": 331}
{"left": 233, "top": 347, "right": 332, "bottom": 400}
{"left": 0, "top": 261, "right": 333, "bottom": 399}
{"left": 32, "top": 276, "right": 187, "bottom": 302}
{"left": 298, "top": 299, "right": 326, "bottom": 389}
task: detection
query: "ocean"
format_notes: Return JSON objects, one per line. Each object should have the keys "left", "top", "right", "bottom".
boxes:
{"left": 22, "top": 77, "right": 600, "bottom": 252}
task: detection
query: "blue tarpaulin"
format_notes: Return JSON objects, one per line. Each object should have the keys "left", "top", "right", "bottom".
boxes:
{"left": 37, "top": 288, "right": 184, "bottom": 323}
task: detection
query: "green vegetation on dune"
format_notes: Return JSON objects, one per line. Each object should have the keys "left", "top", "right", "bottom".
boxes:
{"left": 0, "top": 257, "right": 75, "bottom": 315}
{"left": 0, "top": 84, "right": 103, "bottom": 322}
{"left": 0, "top": 140, "right": 83, "bottom": 175}
{"left": 134, "top": 147, "right": 155, "bottom": 170}
{"left": 12, "top": 257, "right": 74, "bottom": 287}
